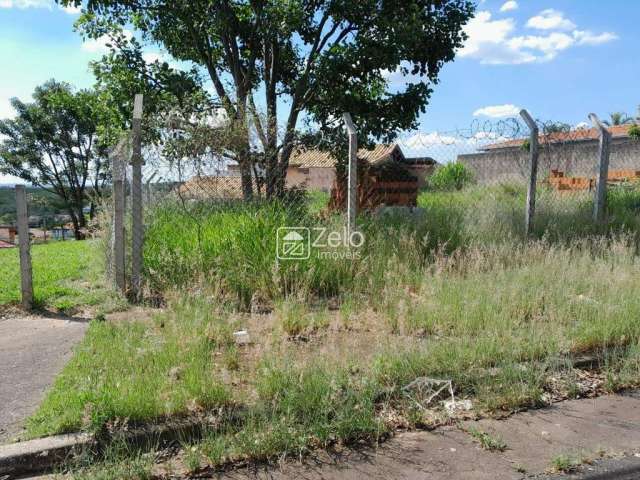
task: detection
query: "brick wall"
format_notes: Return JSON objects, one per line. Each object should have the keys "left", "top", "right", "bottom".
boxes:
{"left": 458, "top": 138, "right": 640, "bottom": 185}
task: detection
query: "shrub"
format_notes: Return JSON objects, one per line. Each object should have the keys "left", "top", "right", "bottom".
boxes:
{"left": 628, "top": 124, "right": 640, "bottom": 140}
{"left": 429, "top": 162, "right": 474, "bottom": 191}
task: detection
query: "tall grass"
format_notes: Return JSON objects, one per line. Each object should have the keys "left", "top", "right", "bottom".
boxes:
{"left": 32, "top": 235, "right": 640, "bottom": 465}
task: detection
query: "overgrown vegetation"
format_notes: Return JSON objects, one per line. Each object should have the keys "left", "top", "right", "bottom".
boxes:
{"left": 29, "top": 235, "right": 640, "bottom": 462}
{"left": 143, "top": 184, "right": 640, "bottom": 308}
{"left": 428, "top": 162, "right": 475, "bottom": 191}
{"left": 28, "top": 183, "right": 640, "bottom": 473}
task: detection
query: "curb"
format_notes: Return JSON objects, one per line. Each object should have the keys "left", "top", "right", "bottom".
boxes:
{"left": 0, "top": 433, "right": 94, "bottom": 477}
{"left": 571, "top": 457, "right": 640, "bottom": 480}
{"left": 0, "top": 418, "right": 210, "bottom": 478}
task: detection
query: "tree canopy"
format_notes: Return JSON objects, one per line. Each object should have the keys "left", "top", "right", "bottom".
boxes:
{"left": 63, "top": 0, "right": 475, "bottom": 198}
{"left": 0, "top": 80, "right": 119, "bottom": 238}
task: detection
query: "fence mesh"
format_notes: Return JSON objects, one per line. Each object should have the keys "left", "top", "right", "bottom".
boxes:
{"left": 106, "top": 110, "right": 640, "bottom": 301}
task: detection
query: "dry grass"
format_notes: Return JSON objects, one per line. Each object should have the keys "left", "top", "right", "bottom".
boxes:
{"left": 30, "top": 235, "right": 640, "bottom": 473}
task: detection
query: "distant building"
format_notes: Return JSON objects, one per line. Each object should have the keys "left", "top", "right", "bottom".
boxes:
{"left": 458, "top": 125, "right": 640, "bottom": 184}
{"left": 0, "top": 226, "right": 16, "bottom": 245}
{"left": 180, "top": 144, "right": 438, "bottom": 199}
{"left": 287, "top": 143, "right": 436, "bottom": 191}
{"left": 401, "top": 156, "right": 439, "bottom": 188}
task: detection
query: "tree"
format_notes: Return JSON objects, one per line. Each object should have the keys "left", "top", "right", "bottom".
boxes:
{"left": 0, "top": 81, "right": 119, "bottom": 239}
{"left": 65, "top": 0, "right": 475, "bottom": 199}
{"left": 543, "top": 122, "right": 572, "bottom": 135}
{"left": 604, "top": 112, "right": 633, "bottom": 126}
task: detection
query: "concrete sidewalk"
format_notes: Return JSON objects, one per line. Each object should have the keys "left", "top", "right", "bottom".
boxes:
{"left": 0, "top": 314, "right": 88, "bottom": 444}
{"left": 199, "top": 393, "right": 640, "bottom": 479}
{"left": 15, "top": 393, "right": 640, "bottom": 479}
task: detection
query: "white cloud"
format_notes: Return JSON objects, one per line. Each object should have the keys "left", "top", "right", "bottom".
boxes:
{"left": 81, "top": 36, "right": 110, "bottom": 53}
{"left": 82, "top": 30, "right": 132, "bottom": 54}
{"left": 499, "top": 1, "right": 518, "bottom": 13}
{"left": 0, "top": 0, "right": 83, "bottom": 11}
{"left": 574, "top": 30, "right": 619, "bottom": 46}
{"left": 402, "top": 132, "right": 458, "bottom": 148}
{"left": 526, "top": 9, "right": 576, "bottom": 31}
{"left": 473, "top": 104, "right": 520, "bottom": 118}
{"left": 142, "top": 52, "right": 164, "bottom": 64}
{"left": 459, "top": 10, "right": 617, "bottom": 65}
{"left": 0, "top": 98, "right": 15, "bottom": 120}
{"left": 59, "top": 3, "right": 81, "bottom": 14}
{"left": 0, "top": 0, "right": 51, "bottom": 8}
{"left": 507, "top": 32, "right": 574, "bottom": 61}
{"left": 458, "top": 11, "right": 535, "bottom": 65}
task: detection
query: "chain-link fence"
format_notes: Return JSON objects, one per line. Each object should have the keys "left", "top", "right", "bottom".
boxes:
{"left": 106, "top": 98, "right": 640, "bottom": 303}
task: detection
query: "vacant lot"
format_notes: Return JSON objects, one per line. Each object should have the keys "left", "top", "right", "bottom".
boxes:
{"left": 26, "top": 185, "right": 640, "bottom": 476}
{"left": 0, "top": 240, "right": 122, "bottom": 313}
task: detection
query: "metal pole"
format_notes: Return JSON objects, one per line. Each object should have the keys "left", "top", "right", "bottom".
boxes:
{"left": 15, "top": 185, "right": 33, "bottom": 310}
{"left": 343, "top": 113, "right": 357, "bottom": 236}
{"left": 520, "top": 109, "right": 539, "bottom": 236}
{"left": 589, "top": 113, "right": 611, "bottom": 224}
{"left": 130, "top": 94, "right": 144, "bottom": 301}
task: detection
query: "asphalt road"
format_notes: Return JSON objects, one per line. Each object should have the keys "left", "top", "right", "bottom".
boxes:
{"left": 0, "top": 314, "right": 88, "bottom": 444}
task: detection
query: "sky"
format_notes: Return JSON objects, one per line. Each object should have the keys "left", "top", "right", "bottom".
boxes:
{"left": 0, "top": 0, "right": 638, "bottom": 183}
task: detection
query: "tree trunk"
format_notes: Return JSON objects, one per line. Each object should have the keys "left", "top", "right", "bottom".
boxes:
{"left": 238, "top": 156, "right": 254, "bottom": 201}
{"left": 68, "top": 209, "right": 83, "bottom": 240}
{"left": 275, "top": 141, "right": 295, "bottom": 197}
{"left": 264, "top": 147, "right": 279, "bottom": 198}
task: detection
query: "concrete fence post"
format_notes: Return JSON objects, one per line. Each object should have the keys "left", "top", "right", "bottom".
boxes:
{"left": 15, "top": 185, "right": 33, "bottom": 310}
{"left": 145, "top": 172, "right": 157, "bottom": 205}
{"left": 589, "top": 113, "right": 611, "bottom": 224}
{"left": 111, "top": 138, "right": 127, "bottom": 294}
{"left": 520, "top": 109, "right": 539, "bottom": 236}
{"left": 130, "top": 93, "right": 144, "bottom": 302}
{"left": 343, "top": 113, "right": 358, "bottom": 236}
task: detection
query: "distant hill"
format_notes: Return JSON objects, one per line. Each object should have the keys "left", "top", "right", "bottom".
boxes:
{"left": 0, "top": 186, "right": 67, "bottom": 225}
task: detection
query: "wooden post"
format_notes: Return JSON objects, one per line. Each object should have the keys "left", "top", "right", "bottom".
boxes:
{"left": 130, "top": 94, "right": 144, "bottom": 301}
{"left": 520, "top": 109, "right": 539, "bottom": 236}
{"left": 589, "top": 113, "right": 611, "bottom": 224}
{"left": 15, "top": 185, "right": 33, "bottom": 310}
{"left": 343, "top": 113, "right": 357, "bottom": 236}
{"left": 111, "top": 138, "right": 127, "bottom": 293}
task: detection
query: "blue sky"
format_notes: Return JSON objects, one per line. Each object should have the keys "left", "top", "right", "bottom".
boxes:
{"left": 0, "top": 0, "right": 638, "bottom": 182}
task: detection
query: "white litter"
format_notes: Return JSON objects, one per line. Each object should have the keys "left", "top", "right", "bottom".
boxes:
{"left": 233, "top": 330, "right": 251, "bottom": 345}
{"left": 444, "top": 399, "right": 473, "bottom": 414}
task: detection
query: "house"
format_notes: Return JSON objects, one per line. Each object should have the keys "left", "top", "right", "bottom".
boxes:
{"left": 329, "top": 158, "right": 421, "bottom": 211}
{"left": 0, "top": 225, "right": 17, "bottom": 245}
{"left": 287, "top": 143, "right": 435, "bottom": 191}
{"left": 458, "top": 124, "right": 640, "bottom": 185}
{"left": 181, "top": 144, "right": 436, "bottom": 200}
{"left": 178, "top": 175, "right": 259, "bottom": 200}
{"left": 0, "top": 239, "right": 15, "bottom": 249}
{"left": 400, "top": 156, "right": 439, "bottom": 188}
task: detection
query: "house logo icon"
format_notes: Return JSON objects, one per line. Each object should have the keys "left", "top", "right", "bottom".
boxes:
{"left": 277, "top": 227, "right": 310, "bottom": 260}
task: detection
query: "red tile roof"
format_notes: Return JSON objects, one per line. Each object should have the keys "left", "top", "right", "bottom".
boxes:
{"left": 483, "top": 124, "right": 634, "bottom": 151}
{"left": 178, "top": 176, "right": 259, "bottom": 199}
{"left": 289, "top": 144, "right": 404, "bottom": 168}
